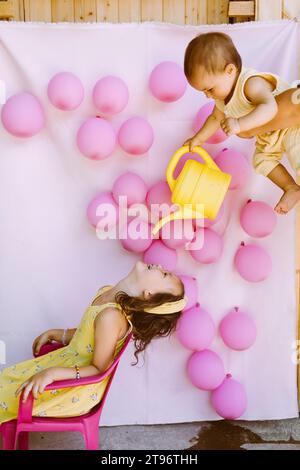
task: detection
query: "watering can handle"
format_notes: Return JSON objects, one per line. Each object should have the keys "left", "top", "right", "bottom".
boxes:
{"left": 166, "top": 145, "right": 220, "bottom": 190}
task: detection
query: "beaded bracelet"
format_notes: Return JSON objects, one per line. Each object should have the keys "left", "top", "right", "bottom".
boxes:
{"left": 75, "top": 364, "right": 80, "bottom": 380}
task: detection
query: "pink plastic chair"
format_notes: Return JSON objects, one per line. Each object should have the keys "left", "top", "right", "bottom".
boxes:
{"left": 0, "top": 344, "right": 64, "bottom": 450}
{"left": 0, "top": 343, "right": 66, "bottom": 450}
{"left": 1, "top": 334, "right": 132, "bottom": 450}
{"left": 0, "top": 420, "right": 18, "bottom": 450}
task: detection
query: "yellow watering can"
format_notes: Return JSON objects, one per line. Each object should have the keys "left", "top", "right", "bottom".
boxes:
{"left": 152, "top": 145, "right": 231, "bottom": 235}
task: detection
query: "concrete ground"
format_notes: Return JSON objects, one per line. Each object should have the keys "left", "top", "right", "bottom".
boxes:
{"left": 3, "top": 416, "right": 300, "bottom": 450}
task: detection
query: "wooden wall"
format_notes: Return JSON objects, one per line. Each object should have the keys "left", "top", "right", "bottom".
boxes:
{"left": 0, "top": 0, "right": 296, "bottom": 24}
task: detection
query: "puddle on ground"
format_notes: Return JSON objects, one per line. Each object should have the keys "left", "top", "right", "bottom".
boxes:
{"left": 186, "top": 421, "right": 299, "bottom": 450}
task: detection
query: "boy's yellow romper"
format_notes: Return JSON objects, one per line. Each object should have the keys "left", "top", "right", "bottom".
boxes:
{"left": 215, "top": 65, "right": 300, "bottom": 177}
{"left": 0, "top": 286, "right": 132, "bottom": 424}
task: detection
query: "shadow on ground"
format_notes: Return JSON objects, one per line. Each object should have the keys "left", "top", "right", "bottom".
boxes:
{"left": 186, "top": 420, "right": 300, "bottom": 450}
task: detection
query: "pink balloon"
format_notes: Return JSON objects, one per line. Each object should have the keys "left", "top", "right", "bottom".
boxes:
{"left": 234, "top": 242, "right": 272, "bottom": 282}
{"left": 189, "top": 228, "right": 223, "bottom": 264}
{"left": 211, "top": 374, "right": 247, "bottom": 419}
{"left": 240, "top": 199, "right": 277, "bottom": 238}
{"left": 93, "top": 75, "right": 129, "bottom": 116}
{"left": 77, "top": 117, "right": 116, "bottom": 160}
{"left": 219, "top": 307, "right": 257, "bottom": 351}
{"left": 146, "top": 181, "right": 172, "bottom": 209}
{"left": 149, "top": 61, "right": 187, "bottom": 102}
{"left": 160, "top": 219, "right": 195, "bottom": 249}
{"left": 86, "top": 191, "right": 119, "bottom": 229}
{"left": 146, "top": 180, "right": 178, "bottom": 228}
{"left": 1, "top": 92, "right": 45, "bottom": 137}
{"left": 112, "top": 172, "right": 148, "bottom": 206}
{"left": 127, "top": 202, "right": 150, "bottom": 224}
{"left": 120, "top": 219, "right": 152, "bottom": 253}
{"left": 187, "top": 349, "right": 225, "bottom": 391}
{"left": 194, "top": 201, "right": 225, "bottom": 228}
{"left": 177, "top": 274, "right": 198, "bottom": 310}
{"left": 193, "top": 101, "right": 228, "bottom": 144}
{"left": 118, "top": 117, "right": 154, "bottom": 155}
{"left": 143, "top": 240, "right": 177, "bottom": 271}
{"left": 47, "top": 72, "right": 84, "bottom": 110}
{"left": 214, "top": 148, "right": 251, "bottom": 190}
{"left": 176, "top": 303, "right": 215, "bottom": 351}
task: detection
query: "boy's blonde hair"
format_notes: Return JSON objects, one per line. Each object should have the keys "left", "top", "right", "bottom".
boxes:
{"left": 184, "top": 32, "right": 242, "bottom": 79}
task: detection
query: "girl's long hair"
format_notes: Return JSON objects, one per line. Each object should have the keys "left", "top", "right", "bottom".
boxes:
{"left": 115, "top": 282, "right": 185, "bottom": 366}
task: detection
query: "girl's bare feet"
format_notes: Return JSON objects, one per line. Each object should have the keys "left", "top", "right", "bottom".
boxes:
{"left": 274, "top": 184, "right": 300, "bottom": 214}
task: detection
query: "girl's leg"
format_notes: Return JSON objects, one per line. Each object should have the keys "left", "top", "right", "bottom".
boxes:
{"left": 238, "top": 88, "right": 300, "bottom": 138}
{"left": 267, "top": 164, "right": 300, "bottom": 214}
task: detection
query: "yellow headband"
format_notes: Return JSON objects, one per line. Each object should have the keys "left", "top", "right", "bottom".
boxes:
{"left": 144, "top": 295, "right": 188, "bottom": 314}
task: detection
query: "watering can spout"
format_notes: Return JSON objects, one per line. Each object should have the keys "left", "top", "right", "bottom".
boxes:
{"left": 152, "top": 206, "right": 204, "bottom": 235}
{"left": 152, "top": 209, "right": 183, "bottom": 235}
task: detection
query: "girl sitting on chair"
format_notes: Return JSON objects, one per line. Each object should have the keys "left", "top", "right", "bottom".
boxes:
{"left": 0, "top": 261, "right": 186, "bottom": 423}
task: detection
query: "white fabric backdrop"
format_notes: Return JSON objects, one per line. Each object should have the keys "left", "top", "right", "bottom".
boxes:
{"left": 0, "top": 19, "right": 299, "bottom": 425}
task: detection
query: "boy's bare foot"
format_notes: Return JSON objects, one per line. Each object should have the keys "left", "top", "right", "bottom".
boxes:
{"left": 274, "top": 184, "right": 300, "bottom": 214}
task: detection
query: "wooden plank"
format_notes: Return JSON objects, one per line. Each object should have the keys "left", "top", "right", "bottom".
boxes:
{"left": 0, "top": 2, "right": 12, "bottom": 19}
{"left": 96, "top": 0, "right": 118, "bottom": 22}
{"left": 3, "top": 0, "right": 297, "bottom": 23}
{"left": 52, "top": 0, "right": 75, "bottom": 22}
{"left": 283, "top": 0, "right": 300, "bottom": 19}
{"left": 163, "top": 0, "right": 185, "bottom": 24}
{"left": 196, "top": 0, "right": 208, "bottom": 24}
{"left": 23, "top": 0, "right": 52, "bottom": 21}
{"left": 0, "top": 0, "right": 15, "bottom": 19}
{"left": 228, "top": 1, "right": 255, "bottom": 17}
{"left": 13, "top": 0, "right": 24, "bottom": 20}
{"left": 207, "top": 0, "right": 229, "bottom": 24}
{"left": 255, "top": 0, "right": 282, "bottom": 20}
{"left": 118, "top": 0, "right": 140, "bottom": 22}
{"left": 185, "top": 0, "right": 208, "bottom": 25}
{"left": 74, "top": 0, "right": 97, "bottom": 22}
{"left": 141, "top": 0, "right": 162, "bottom": 21}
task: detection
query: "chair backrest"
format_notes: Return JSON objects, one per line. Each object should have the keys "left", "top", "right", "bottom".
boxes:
{"left": 85, "top": 332, "right": 133, "bottom": 418}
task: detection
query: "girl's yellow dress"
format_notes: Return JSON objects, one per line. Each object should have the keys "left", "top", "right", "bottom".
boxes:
{"left": 0, "top": 285, "right": 133, "bottom": 424}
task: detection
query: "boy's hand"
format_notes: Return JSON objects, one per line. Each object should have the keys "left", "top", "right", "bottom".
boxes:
{"left": 221, "top": 117, "right": 241, "bottom": 136}
{"left": 183, "top": 135, "right": 204, "bottom": 152}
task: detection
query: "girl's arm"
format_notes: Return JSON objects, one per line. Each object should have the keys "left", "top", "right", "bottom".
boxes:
{"left": 18, "top": 307, "right": 121, "bottom": 401}
{"left": 48, "top": 308, "right": 121, "bottom": 381}
{"left": 237, "top": 76, "right": 278, "bottom": 132}
{"left": 32, "top": 328, "right": 77, "bottom": 355}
